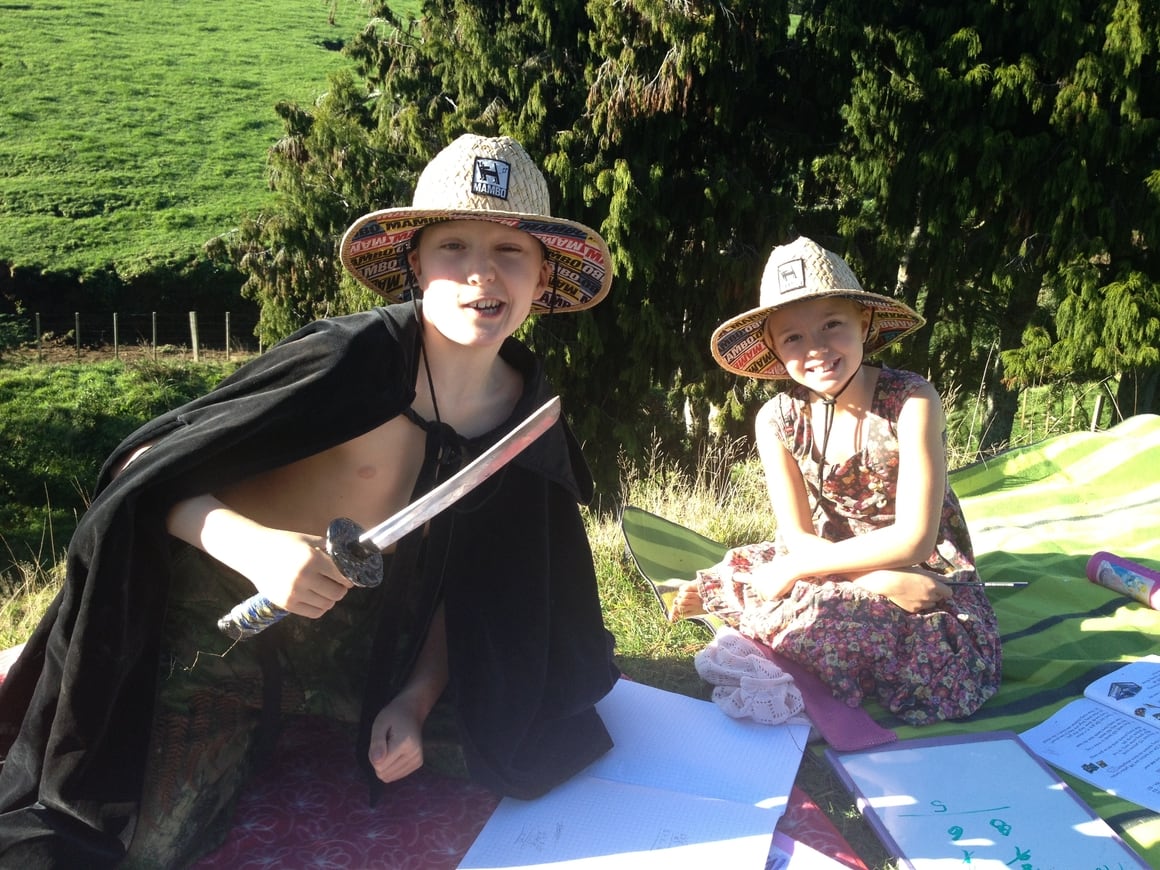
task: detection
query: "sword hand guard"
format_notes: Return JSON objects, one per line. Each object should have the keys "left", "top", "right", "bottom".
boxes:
{"left": 325, "top": 517, "right": 384, "bottom": 589}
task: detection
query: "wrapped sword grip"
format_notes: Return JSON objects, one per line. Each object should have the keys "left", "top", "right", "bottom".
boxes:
{"left": 216, "top": 518, "right": 384, "bottom": 640}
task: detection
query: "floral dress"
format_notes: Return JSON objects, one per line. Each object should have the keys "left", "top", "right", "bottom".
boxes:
{"left": 697, "top": 367, "right": 1001, "bottom": 725}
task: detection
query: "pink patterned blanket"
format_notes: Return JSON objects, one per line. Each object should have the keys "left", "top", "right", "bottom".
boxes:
{"left": 193, "top": 714, "right": 867, "bottom": 869}
{"left": 1, "top": 647, "right": 864, "bottom": 868}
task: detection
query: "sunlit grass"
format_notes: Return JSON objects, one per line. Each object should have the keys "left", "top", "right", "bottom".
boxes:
{"left": 0, "top": 0, "right": 370, "bottom": 274}
{"left": 0, "top": 556, "right": 62, "bottom": 650}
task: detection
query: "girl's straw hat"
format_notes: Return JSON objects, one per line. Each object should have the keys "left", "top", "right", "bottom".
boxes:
{"left": 710, "top": 236, "right": 924, "bottom": 379}
{"left": 340, "top": 134, "right": 612, "bottom": 314}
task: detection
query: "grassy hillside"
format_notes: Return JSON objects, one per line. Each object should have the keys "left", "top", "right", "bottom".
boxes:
{"left": 0, "top": 0, "right": 378, "bottom": 277}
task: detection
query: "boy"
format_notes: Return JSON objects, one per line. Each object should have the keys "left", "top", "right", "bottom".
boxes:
{"left": 0, "top": 135, "right": 620, "bottom": 867}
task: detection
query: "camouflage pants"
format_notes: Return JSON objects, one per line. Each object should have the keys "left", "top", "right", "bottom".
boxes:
{"left": 122, "top": 544, "right": 384, "bottom": 869}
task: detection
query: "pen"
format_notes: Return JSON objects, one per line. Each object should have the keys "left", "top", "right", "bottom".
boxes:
{"left": 945, "top": 581, "right": 1028, "bottom": 588}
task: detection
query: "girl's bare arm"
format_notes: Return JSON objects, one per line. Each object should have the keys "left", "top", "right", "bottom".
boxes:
{"left": 753, "top": 385, "right": 948, "bottom": 585}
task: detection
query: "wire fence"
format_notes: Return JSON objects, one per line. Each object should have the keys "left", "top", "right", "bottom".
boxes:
{"left": 6, "top": 310, "right": 262, "bottom": 363}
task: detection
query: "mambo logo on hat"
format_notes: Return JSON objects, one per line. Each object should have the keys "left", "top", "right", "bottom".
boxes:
{"left": 339, "top": 134, "right": 613, "bottom": 314}
{"left": 710, "top": 236, "right": 925, "bottom": 380}
{"left": 472, "top": 157, "right": 510, "bottom": 199}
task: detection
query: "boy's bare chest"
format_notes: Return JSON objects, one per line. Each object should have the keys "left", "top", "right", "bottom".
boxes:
{"left": 328, "top": 415, "right": 429, "bottom": 518}
{"left": 220, "top": 415, "right": 427, "bottom": 541}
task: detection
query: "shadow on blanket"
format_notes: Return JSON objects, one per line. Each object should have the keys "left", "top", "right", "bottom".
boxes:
{"left": 622, "top": 414, "right": 1160, "bottom": 865}
{"left": 191, "top": 716, "right": 498, "bottom": 869}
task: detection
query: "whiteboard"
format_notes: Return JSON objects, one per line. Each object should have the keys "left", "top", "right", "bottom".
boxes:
{"left": 825, "top": 731, "right": 1148, "bottom": 869}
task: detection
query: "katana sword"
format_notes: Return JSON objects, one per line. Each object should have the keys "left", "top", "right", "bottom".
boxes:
{"left": 216, "top": 396, "right": 562, "bottom": 640}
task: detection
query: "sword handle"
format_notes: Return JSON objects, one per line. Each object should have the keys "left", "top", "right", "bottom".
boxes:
{"left": 216, "top": 594, "right": 288, "bottom": 640}
{"left": 216, "top": 518, "right": 385, "bottom": 640}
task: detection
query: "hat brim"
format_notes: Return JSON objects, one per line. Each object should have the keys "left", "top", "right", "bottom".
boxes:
{"left": 711, "top": 290, "right": 925, "bottom": 379}
{"left": 340, "top": 207, "right": 612, "bottom": 314}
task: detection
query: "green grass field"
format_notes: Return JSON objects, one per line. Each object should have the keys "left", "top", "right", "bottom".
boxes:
{"left": 0, "top": 0, "right": 377, "bottom": 276}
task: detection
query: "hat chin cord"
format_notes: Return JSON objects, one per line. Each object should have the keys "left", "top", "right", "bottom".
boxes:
{"left": 813, "top": 364, "right": 861, "bottom": 515}
{"left": 810, "top": 320, "right": 872, "bottom": 510}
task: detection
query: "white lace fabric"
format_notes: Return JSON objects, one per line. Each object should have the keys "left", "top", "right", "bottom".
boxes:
{"left": 694, "top": 628, "right": 805, "bottom": 725}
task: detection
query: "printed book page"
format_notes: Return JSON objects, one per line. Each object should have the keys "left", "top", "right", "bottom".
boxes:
{"left": 1081, "top": 654, "right": 1160, "bottom": 726}
{"left": 1021, "top": 657, "right": 1160, "bottom": 813}
{"left": 457, "top": 678, "right": 811, "bottom": 869}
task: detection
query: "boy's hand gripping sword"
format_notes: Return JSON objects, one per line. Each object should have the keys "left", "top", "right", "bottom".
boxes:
{"left": 216, "top": 396, "right": 561, "bottom": 640}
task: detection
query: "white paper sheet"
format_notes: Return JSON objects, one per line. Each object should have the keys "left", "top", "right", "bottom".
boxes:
{"left": 457, "top": 776, "right": 778, "bottom": 869}
{"left": 458, "top": 679, "right": 811, "bottom": 869}
{"left": 586, "top": 678, "right": 811, "bottom": 808}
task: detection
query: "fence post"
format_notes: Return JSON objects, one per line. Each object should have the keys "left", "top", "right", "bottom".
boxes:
{"left": 113, "top": 312, "right": 120, "bottom": 360}
{"left": 152, "top": 312, "right": 158, "bottom": 361}
{"left": 75, "top": 312, "right": 80, "bottom": 359}
{"left": 189, "top": 311, "right": 200, "bottom": 362}
{"left": 225, "top": 311, "right": 231, "bottom": 361}
{"left": 35, "top": 312, "right": 42, "bottom": 362}
{"left": 1091, "top": 394, "right": 1104, "bottom": 431}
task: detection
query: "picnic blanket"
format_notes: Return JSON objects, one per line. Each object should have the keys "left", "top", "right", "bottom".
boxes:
{"left": 188, "top": 712, "right": 866, "bottom": 870}
{"left": 0, "top": 663, "right": 864, "bottom": 867}
{"left": 622, "top": 413, "right": 1160, "bottom": 865}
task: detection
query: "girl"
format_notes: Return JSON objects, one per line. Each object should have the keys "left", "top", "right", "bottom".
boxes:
{"left": 673, "top": 236, "right": 1001, "bottom": 725}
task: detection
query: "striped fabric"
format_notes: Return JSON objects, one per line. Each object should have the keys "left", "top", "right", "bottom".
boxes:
{"left": 622, "top": 413, "right": 1160, "bottom": 863}
{"left": 894, "top": 413, "right": 1160, "bottom": 863}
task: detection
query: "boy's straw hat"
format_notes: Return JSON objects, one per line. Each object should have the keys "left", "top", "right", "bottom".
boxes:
{"left": 710, "top": 236, "right": 924, "bottom": 379}
{"left": 340, "top": 134, "right": 612, "bottom": 313}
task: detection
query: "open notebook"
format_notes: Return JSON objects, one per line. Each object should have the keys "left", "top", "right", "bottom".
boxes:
{"left": 458, "top": 678, "right": 811, "bottom": 868}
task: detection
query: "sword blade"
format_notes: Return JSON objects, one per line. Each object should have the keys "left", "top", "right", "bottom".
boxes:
{"left": 217, "top": 396, "right": 561, "bottom": 640}
{"left": 361, "top": 394, "right": 560, "bottom": 550}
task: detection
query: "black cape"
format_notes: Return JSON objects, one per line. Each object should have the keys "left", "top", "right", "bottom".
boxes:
{"left": 0, "top": 304, "right": 618, "bottom": 867}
